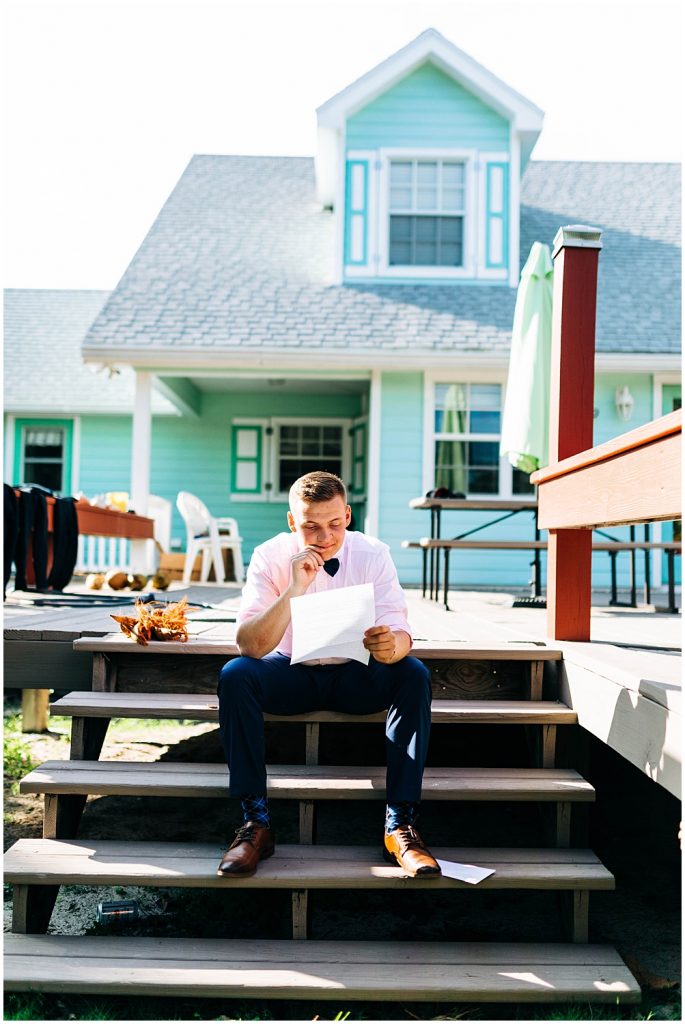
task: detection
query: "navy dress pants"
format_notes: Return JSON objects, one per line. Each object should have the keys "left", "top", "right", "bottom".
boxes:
{"left": 217, "top": 653, "right": 432, "bottom": 804}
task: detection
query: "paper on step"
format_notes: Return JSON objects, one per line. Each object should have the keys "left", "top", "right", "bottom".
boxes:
{"left": 436, "top": 859, "right": 496, "bottom": 884}
{"left": 290, "top": 583, "right": 375, "bottom": 666}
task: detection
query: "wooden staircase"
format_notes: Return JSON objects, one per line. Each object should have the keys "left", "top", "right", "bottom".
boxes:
{"left": 4, "top": 636, "right": 641, "bottom": 1006}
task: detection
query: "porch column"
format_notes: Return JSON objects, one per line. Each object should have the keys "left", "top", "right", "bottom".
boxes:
{"left": 130, "top": 371, "right": 152, "bottom": 573}
{"left": 365, "top": 369, "right": 381, "bottom": 537}
{"left": 545, "top": 225, "right": 602, "bottom": 640}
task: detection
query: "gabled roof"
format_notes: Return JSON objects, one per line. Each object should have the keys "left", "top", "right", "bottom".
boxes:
{"left": 317, "top": 28, "right": 544, "bottom": 132}
{"left": 80, "top": 156, "right": 681, "bottom": 368}
{"left": 4, "top": 289, "right": 177, "bottom": 414}
{"left": 315, "top": 28, "right": 544, "bottom": 204}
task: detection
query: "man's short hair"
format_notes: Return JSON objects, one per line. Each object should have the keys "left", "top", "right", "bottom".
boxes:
{"left": 289, "top": 471, "right": 347, "bottom": 509}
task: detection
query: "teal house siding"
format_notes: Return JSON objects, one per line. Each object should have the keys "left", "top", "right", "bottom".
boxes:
{"left": 346, "top": 62, "right": 509, "bottom": 151}
{"left": 78, "top": 417, "right": 132, "bottom": 495}
{"left": 152, "top": 390, "right": 365, "bottom": 560}
{"left": 378, "top": 372, "right": 424, "bottom": 584}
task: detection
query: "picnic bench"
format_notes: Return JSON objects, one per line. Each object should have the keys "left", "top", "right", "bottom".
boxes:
{"left": 403, "top": 538, "right": 682, "bottom": 612}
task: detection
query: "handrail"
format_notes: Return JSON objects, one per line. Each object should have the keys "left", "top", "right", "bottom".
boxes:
{"left": 531, "top": 410, "right": 681, "bottom": 487}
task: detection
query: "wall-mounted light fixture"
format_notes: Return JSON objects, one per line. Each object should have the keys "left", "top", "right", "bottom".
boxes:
{"left": 615, "top": 385, "right": 635, "bottom": 422}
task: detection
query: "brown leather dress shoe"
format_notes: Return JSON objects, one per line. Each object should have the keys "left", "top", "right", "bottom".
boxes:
{"left": 217, "top": 822, "right": 275, "bottom": 877}
{"left": 383, "top": 824, "right": 442, "bottom": 877}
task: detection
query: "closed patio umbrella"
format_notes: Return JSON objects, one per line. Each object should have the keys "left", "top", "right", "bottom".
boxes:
{"left": 500, "top": 242, "right": 554, "bottom": 474}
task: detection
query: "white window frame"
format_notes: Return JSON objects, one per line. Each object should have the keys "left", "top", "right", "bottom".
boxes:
{"left": 423, "top": 371, "right": 531, "bottom": 498}
{"left": 378, "top": 148, "right": 477, "bottom": 279}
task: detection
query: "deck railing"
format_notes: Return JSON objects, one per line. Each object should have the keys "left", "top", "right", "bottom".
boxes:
{"left": 530, "top": 226, "right": 682, "bottom": 640}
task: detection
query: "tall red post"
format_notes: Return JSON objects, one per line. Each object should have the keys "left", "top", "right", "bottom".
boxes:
{"left": 546, "top": 225, "right": 602, "bottom": 640}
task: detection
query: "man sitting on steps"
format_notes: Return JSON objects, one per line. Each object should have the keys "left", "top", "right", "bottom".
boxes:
{"left": 216, "top": 470, "right": 441, "bottom": 878}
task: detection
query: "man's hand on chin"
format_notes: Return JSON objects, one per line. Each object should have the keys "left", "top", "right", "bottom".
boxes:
{"left": 364, "top": 625, "right": 406, "bottom": 664}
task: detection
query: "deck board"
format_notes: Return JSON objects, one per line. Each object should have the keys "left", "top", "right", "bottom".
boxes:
{"left": 4, "top": 839, "right": 614, "bottom": 889}
{"left": 4, "top": 936, "right": 641, "bottom": 1002}
{"left": 20, "top": 761, "right": 595, "bottom": 801}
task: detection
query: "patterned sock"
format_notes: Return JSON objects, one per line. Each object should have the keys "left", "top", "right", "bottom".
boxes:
{"left": 241, "top": 794, "right": 271, "bottom": 829}
{"left": 385, "top": 802, "right": 419, "bottom": 834}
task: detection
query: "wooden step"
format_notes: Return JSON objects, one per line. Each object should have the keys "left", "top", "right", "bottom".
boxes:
{"left": 73, "top": 634, "right": 564, "bottom": 660}
{"left": 3, "top": 935, "right": 641, "bottom": 1002}
{"left": 21, "top": 761, "right": 595, "bottom": 802}
{"left": 4, "top": 839, "right": 614, "bottom": 890}
{"left": 51, "top": 691, "right": 578, "bottom": 725}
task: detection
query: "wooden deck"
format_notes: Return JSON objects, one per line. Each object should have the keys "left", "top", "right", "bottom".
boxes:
{"left": 3, "top": 579, "right": 681, "bottom": 797}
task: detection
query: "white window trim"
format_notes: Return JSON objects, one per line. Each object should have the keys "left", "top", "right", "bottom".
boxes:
{"left": 378, "top": 148, "right": 478, "bottom": 279}
{"left": 424, "top": 370, "right": 530, "bottom": 498}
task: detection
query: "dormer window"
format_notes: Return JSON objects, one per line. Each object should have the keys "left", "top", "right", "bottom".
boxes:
{"left": 389, "top": 160, "right": 465, "bottom": 267}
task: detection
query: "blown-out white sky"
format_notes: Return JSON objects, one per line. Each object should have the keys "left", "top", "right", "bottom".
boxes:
{"left": 3, "top": 0, "right": 683, "bottom": 289}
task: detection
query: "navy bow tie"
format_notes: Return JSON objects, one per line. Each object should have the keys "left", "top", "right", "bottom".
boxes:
{"left": 323, "top": 558, "right": 340, "bottom": 577}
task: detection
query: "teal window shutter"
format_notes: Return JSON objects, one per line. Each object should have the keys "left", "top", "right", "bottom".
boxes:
{"left": 345, "top": 160, "right": 369, "bottom": 266}
{"left": 485, "top": 162, "right": 509, "bottom": 270}
{"left": 231, "top": 424, "right": 263, "bottom": 496}
{"left": 349, "top": 419, "right": 367, "bottom": 496}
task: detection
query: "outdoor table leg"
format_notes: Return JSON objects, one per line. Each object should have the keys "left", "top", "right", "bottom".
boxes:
{"left": 667, "top": 549, "right": 677, "bottom": 613}
{"left": 533, "top": 509, "right": 542, "bottom": 597}
{"left": 443, "top": 546, "right": 450, "bottom": 611}
{"left": 421, "top": 546, "right": 427, "bottom": 598}
{"left": 643, "top": 524, "right": 652, "bottom": 605}
{"left": 609, "top": 551, "right": 618, "bottom": 605}
{"left": 629, "top": 525, "right": 637, "bottom": 607}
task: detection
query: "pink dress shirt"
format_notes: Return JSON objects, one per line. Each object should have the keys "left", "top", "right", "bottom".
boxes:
{"left": 237, "top": 530, "right": 412, "bottom": 662}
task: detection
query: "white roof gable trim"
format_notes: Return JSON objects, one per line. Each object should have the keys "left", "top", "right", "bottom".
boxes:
{"left": 316, "top": 28, "right": 545, "bottom": 132}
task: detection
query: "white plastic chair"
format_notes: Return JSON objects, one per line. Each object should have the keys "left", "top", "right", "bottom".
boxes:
{"left": 144, "top": 495, "right": 173, "bottom": 574}
{"left": 176, "top": 491, "right": 245, "bottom": 585}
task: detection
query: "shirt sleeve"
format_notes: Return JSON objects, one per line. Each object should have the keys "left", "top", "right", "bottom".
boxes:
{"left": 372, "top": 545, "right": 412, "bottom": 640}
{"left": 236, "top": 546, "right": 282, "bottom": 627}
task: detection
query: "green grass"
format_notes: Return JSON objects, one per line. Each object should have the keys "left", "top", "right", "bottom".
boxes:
{"left": 3, "top": 714, "right": 37, "bottom": 786}
{"left": 3, "top": 992, "right": 681, "bottom": 1022}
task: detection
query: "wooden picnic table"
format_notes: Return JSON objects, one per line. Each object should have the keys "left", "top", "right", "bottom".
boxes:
{"left": 408, "top": 496, "right": 541, "bottom": 601}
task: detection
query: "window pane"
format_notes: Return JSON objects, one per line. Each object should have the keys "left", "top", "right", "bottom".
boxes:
{"left": 441, "top": 187, "right": 464, "bottom": 212}
{"left": 469, "top": 410, "right": 501, "bottom": 433}
{"left": 417, "top": 162, "right": 438, "bottom": 184}
{"left": 438, "top": 242, "right": 461, "bottom": 267}
{"left": 513, "top": 468, "right": 535, "bottom": 494}
{"left": 390, "top": 187, "right": 412, "bottom": 209}
{"left": 440, "top": 218, "right": 462, "bottom": 243}
{"left": 23, "top": 460, "right": 62, "bottom": 492}
{"left": 436, "top": 383, "right": 467, "bottom": 411}
{"left": 416, "top": 218, "right": 437, "bottom": 241}
{"left": 468, "top": 468, "right": 499, "bottom": 493}
{"left": 417, "top": 187, "right": 437, "bottom": 211}
{"left": 389, "top": 241, "right": 411, "bottom": 265}
{"left": 434, "top": 440, "right": 467, "bottom": 493}
{"left": 468, "top": 441, "right": 500, "bottom": 466}
{"left": 25, "top": 429, "right": 64, "bottom": 461}
{"left": 390, "top": 161, "right": 412, "bottom": 184}
{"left": 389, "top": 216, "right": 412, "bottom": 241}
{"left": 470, "top": 384, "right": 502, "bottom": 410}
{"left": 442, "top": 163, "right": 465, "bottom": 186}
{"left": 279, "top": 458, "right": 342, "bottom": 493}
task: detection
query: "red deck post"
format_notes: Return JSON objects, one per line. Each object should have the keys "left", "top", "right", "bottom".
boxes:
{"left": 546, "top": 225, "right": 602, "bottom": 640}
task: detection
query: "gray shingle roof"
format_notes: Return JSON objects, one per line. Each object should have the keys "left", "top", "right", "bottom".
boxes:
{"left": 82, "top": 156, "right": 680, "bottom": 360}
{"left": 4, "top": 289, "right": 177, "bottom": 413}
